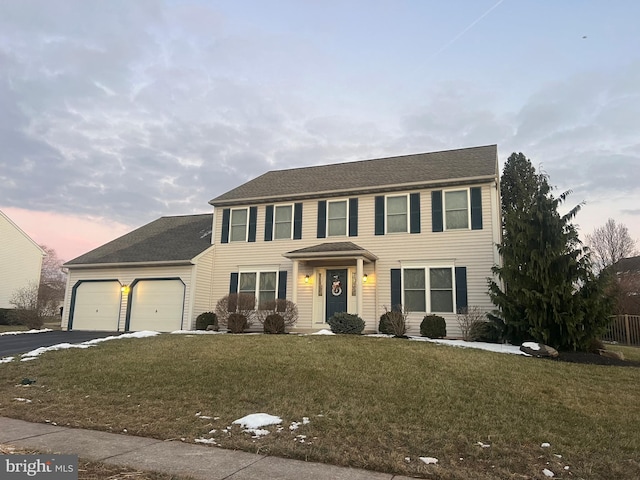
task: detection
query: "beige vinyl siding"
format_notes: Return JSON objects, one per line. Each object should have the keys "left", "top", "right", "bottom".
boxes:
{"left": 0, "top": 213, "right": 44, "bottom": 309}
{"left": 212, "top": 181, "right": 498, "bottom": 337}
{"left": 63, "top": 264, "right": 194, "bottom": 331}
{"left": 191, "top": 247, "right": 216, "bottom": 329}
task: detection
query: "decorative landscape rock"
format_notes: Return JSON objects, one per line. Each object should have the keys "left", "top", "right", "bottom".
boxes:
{"left": 598, "top": 349, "right": 624, "bottom": 361}
{"left": 520, "top": 342, "right": 559, "bottom": 358}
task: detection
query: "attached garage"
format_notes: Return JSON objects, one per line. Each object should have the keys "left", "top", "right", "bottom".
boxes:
{"left": 127, "top": 279, "right": 185, "bottom": 332}
{"left": 69, "top": 280, "right": 121, "bottom": 331}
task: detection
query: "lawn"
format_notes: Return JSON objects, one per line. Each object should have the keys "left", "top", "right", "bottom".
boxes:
{"left": 1, "top": 334, "right": 639, "bottom": 479}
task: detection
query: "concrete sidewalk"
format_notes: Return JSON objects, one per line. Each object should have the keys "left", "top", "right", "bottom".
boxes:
{"left": 0, "top": 417, "right": 414, "bottom": 480}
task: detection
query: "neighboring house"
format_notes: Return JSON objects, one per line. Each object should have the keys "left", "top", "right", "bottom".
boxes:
{"left": 61, "top": 214, "right": 214, "bottom": 331}
{"left": 611, "top": 255, "right": 640, "bottom": 315}
{"left": 209, "top": 144, "right": 501, "bottom": 336}
{"left": 0, "top": 210, "right": 45, "bottom": 309}
{"left": 62, "top": 144, "right": 501, "bottom": 336}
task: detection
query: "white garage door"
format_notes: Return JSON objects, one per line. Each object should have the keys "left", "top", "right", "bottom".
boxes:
{"left": 71, "top": 281, "right": 121, "bottom": 331}
{"left": 128, "top": 279, "right": 185, "bottom": 332}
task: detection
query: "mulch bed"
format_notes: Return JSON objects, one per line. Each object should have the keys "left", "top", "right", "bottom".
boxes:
{"left": 553, "top": 351, "right": 640, "bottom": 367}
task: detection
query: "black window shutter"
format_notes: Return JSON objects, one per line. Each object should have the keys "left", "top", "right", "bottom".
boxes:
{"left": 264, "top": 205, "right": 274, "bottom": 241}
{"left": 470, "top": 187, "right": 483, "bottom": 230}
{"left": 293, "top": 203, "right": 303, "bottom": 240}
{"left": 317, "top": 200, "right": 327, "bottom": 238}
{"left": 374, "top": 196, "right": 385, "bottom": 235}
{"left": 278, "top": 271, "right": 287, "bottom": 299}
{"left": 349, "top": 198, "right": 358, "bottom": 237}
{"left": 455, "top": 267, "right": 468, "bottom": 313}
{"left": 228, "top": 272, "right": 239, "bottom": 311}
{"left": 248, "top": 206, "right": 258, "bottom": 242}
{"left": 221, "top": 208, "right": 230, "bottom": 243}
{"left": 431, "top": 191, "right": 443, "bottom": 232}
{"left": 410, "top": 192, "right": 421, "bottom": 234}
{"left": 390, "top": 269, "right": 402, "bottom": 311}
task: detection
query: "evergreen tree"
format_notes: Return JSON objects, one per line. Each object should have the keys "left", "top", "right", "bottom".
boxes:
{"left": 489, "top": 153, "right": 612, "bottom": 350}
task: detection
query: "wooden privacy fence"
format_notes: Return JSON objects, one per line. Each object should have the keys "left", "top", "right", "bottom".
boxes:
{"left": 602, "top": 315, "right": 640, "bottom": 346}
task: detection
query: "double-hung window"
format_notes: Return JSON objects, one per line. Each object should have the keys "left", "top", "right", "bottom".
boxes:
{"left": 274, "top": 205, "right": 293, "bottom": 240}
{"left": 327, "top": 200, "right": 347, "bottom": 236}
{"left": 230, "top": 208, "right": 248, "bottom": 241}
{"left": 386, "top": 195, "right": 408, "bottom": 233}
{"left": 444, "top": 190, "right": 469, "bottom": 230}
{"left": 238, "top": 271, "right": 277, "bottom": 309}
{"left": 402, "top": 267, "right": 454, "bottom": 313}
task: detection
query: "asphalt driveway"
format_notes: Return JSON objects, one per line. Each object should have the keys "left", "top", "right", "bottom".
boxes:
{"left": 0, "top": 331, "right": 124, "bottom": 357}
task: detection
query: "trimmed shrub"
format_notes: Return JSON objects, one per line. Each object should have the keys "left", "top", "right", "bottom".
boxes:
{"left": 420, "top": 314, "right": 446, "bottom": 339}
{"left": 215, "top": 293, "right": 256, "bottom": 330}
{"left": 328, "top": 312, "right": 365, "bottom": 335}
{"left": 378, "top": 312, "right": 392, "bottom": 334}
{"left": 379, "top": 306, "right": 408, "bottom": 337}
{"left": 256, "top": 299, "right": 298, "bottom": 330}
{"left": 263, "top": 313, "right": 286, "bottom": 334}
{"left": 227, "top": 313, "right": 248, "bottom": 334}
{"left": 0, "top": 308, "right": 16, "bottom": 325}
{"left": 8, "top": 309, "right": 43, "bottom": 329}
{"left": 196, "top": 312, "right": 218, "bottom": 331}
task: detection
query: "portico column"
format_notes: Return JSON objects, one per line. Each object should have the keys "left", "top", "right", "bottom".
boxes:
{"left": 292, "top": 260, "right": 299, "bottom": 304}
{"left": 356, "top": 257, "right": 364, "bottom": 316}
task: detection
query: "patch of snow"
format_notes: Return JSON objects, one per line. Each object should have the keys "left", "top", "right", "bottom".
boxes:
{"left": 541, "top": 442, "right": 551, "bottom": 448}
{"left": 20, "top": 357, "right": 37, "bottom": 362}
{"left": 13, "top": 398, "right": 32, "bottom": 403}
{"left": 302, "top": 417, "right": 310, "bottom": 425}
{"left": 19, "top": 331, "right": 161, "bottom": 360}
{"left": 564, "top": 466, "right": 570, "bottom": 470}
{"left": 419, "top": 457, "right": 438, "bottom": 465}
{"left": 310, "top": 329, "right": 335, "bottom": 335}
{"left": 171, "top": 330, "right": 224, "bottom": 335}
{"left": 0, "top": 328, "right": 53, "bottom": 336}
{"left": 408, "top": 336, "right": 528, "bottom": 355}
{"left": 208, "top": 429, "right": 217, "bottom": 434}
{"left": 232, "top": 413, "right": 282, "bottom": 429}
{"left": 522, "top": 342, "right": 541, "bottom": 351}
{"left": 404, "top": 457, "right": 410, "bottom": 463}
{"left": 542, "top": 468, "right": 555, "bottom": 477}
{"left": 245, "top": 428, "right": 270, "bottom": 437}
{"left": 477, "top": 442, "right": 491, "bottom": 448}
{"left": 195, "top": 437, "right": 217, "bottom": 445}
{"left": 289, "top": 422, "right": 300, "bottom": 431}
{"left": 554, "top": 454, "right": 562, "bottom": 458}
{"left": 0, "top": 357, "right": 14, "bottom": 364}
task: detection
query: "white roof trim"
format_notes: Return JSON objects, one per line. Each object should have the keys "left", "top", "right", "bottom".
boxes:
{"left": 0, "top": 209, "right": 46, "bottom": 256}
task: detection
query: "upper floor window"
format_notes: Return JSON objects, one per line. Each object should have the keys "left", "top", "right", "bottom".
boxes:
{"left": 328, "top": 200, "right": 347, "bottom": 236}
{"left": 444, "top": 190, "right": 469, "bottom": 230}
{"left": 274, "top": 205, "right": 293, "bottom": 240}
{"left": 386, "top": 195, "right": 408, "bottom": 233}
{"left": 230, "top": 208, "right": 248, "bottom": 241}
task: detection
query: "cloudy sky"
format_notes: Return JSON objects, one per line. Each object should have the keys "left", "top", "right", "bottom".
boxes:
{"left": 1, "top": 0, "right": 639, "bottom": 262}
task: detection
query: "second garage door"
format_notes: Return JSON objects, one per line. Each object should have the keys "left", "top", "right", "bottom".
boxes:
{"left": 128, "top": 279, "right": 185, "bottom": 332}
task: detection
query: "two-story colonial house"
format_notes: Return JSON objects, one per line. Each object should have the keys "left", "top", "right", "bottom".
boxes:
{"left": 61, "top": 144, "right": 500, "bottom": 336}
{"left": 208, "top": 144, "right": 500, "bottom": 336}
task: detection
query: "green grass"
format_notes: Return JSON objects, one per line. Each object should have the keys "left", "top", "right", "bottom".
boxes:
{"left": 1, "top": 334, "right": 639, "bottom": 479}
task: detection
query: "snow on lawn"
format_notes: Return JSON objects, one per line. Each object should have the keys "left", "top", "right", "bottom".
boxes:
{"left": 17, "top": 331, "right": 161, "bottom": 360}
{"left": 0, "top": 328, "right": 53, "bottom": 336}
{"left": 232, "top": 413, "right": 282, "bottom": 429}
{"left": 310, "top": 329, "right": 335, "bottom": 335}
{"left": 0, "top": 357, "right": 15, "bottom": 364}
{"left": 522, "top": 341, "right": 541, "bottom": 350}
{"left": 407, "top": 336, "right": 528, "bottom": 356}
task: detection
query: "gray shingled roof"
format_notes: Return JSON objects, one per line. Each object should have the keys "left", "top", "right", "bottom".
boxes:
{"left": 612, "top": 255, "right": 640, "bottom": 273}
{"left": 285, "top": 242, "right": 378, "bottom": 262}
{"left": 65, "top": 214, "right": 213, "bottom": 266}
{"left": 211, "top": 145, "right": 498, "bottom": 206}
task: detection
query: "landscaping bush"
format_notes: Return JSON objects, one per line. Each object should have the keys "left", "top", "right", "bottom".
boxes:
{"left": 215, "top": 293, "right": 256, "bottom": 330}
{"left": 255, "top": 299, "right": 298, "bottom": 330}
{"left": 7, "top": 309, "right": 43, "bottom": 329}
{"left": 196, "top": 312, "right": 218, "bottom": 331}
{"left": 227, "top": 313, "right": 248, "bottom": 334}
{"left": 263, "top": 313, "right": 286, "bottom": 334}
{"left": 468, "top": 320, "right": 502, "bottom": 343}
{"left": 420, "top": 314, "right": 446, "bottom": 338}
{"left": 456, "top": 306, "right": 487, "bottom": 341}
{"left": 328, "top": 312, "right": 365, "bottom": 334}
{"left": 379, "top": 306, "right": 408, "bottom": 337}
{"left": 0, "top": 308, "right": 17, "bottom": 325}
